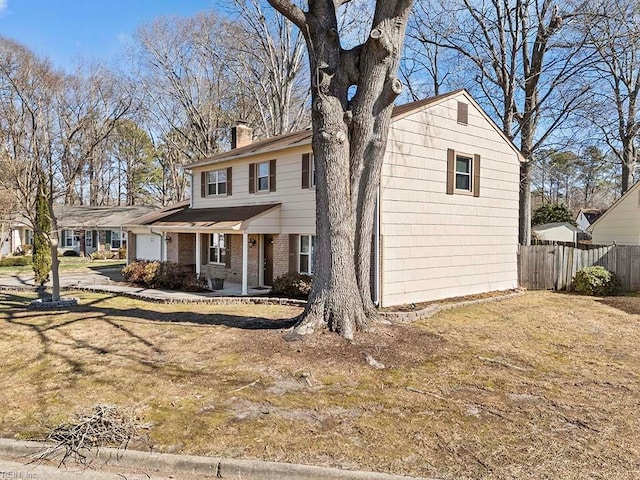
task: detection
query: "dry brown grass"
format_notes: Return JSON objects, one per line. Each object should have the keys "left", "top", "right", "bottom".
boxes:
{"left": 0, "top": 290, "right": 639, "bottom": 479}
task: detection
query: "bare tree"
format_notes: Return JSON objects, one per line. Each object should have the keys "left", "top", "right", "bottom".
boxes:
{"left": 408, "top": 0, "right": 591, "bottom": 244}
{"left": 266, "top": 1, "right": 414, "bottom": 338}
{"left": 131, "top": 13, "right": 239, "bottom": 204}
{"left": 578, "top": 0, "right": 640, "bottom": 194}
{"left": 224, "top": 0, "right": 310, "bottom": 137}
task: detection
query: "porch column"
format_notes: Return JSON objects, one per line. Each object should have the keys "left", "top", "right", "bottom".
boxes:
{"left": 242, "top": 231, "right": 249, "bottom": 295}
{"left": 195, "top": 233, "right": 201, "bottom": 277}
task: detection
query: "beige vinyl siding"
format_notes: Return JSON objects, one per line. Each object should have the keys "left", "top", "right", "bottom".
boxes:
{"left": 380, "top": 93, "right": 520, "bottom": 307}
{"left": 590, "top": 183, "right": 640, "bottom": 245}
{"left": 192, "top": 146, "right": 315, "bottom": 235}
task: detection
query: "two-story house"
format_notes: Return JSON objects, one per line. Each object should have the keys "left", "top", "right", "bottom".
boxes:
{"left": 125, "top": 90, "right": 523, "bottom": 308}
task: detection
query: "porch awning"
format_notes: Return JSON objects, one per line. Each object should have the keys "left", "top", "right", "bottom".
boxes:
{"left": 128, "top": 202, "right": 281, "bottom": 232}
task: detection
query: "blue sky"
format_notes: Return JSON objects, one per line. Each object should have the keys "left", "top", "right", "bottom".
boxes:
{"left": 0, "top": 0, "right": 216, "bottom": 70}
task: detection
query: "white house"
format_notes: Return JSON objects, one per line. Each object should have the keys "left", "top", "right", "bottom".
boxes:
{"left": 126, "top": 90, "right": 523, "bottom": 307}
{"left": 532, "top": 222, "right": 580, "bottom": 244}
{"left": 589, "top": 181, "right": 640, "bottom": 245}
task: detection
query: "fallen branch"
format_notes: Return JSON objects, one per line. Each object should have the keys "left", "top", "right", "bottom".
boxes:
{"left": 477, "top": 356, "right": 529, "bottom": 372}
{"left": 229, "top": 379, "right": 260, "bottom": 393}
{"left": 405, "top": 386, "right": 447, "bottom": 401}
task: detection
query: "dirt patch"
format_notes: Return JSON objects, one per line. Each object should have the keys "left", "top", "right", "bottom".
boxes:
{"left": 380, "top": 288, "right": 521, "bottom": 312}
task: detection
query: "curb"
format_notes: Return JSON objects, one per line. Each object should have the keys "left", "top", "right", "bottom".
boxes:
{"left": 0, "top": 438, "right": 437, "bottom": 480}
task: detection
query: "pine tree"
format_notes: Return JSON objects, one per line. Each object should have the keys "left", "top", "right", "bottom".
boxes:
{"left": 33, "top": 180, "right": 51, "bottom": 286}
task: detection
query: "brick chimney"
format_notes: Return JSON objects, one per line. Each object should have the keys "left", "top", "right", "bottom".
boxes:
{"left": 231, "top": 122, "right": 253, "bottom": 149}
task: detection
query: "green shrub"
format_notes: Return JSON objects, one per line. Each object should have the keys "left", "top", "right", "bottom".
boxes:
{"left": 0, "top": 256, "right": 32, "bottom": 267}
{"left": 272, "top": 272, "right": 313, "bottom": 298}
{"left": 573, "top": 266, "right": 621, "bottom": 296}
{"left": 62, "top": 250, "right": 79, "bottom": 257}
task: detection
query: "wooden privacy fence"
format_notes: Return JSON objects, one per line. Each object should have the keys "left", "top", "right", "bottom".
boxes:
{"left": 518, "top": 244, "right": 640, "bottom": 291}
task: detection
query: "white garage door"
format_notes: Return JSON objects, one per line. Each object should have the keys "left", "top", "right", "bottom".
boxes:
{"left": 136, "top": 234, "right": 162, "bottom": 261}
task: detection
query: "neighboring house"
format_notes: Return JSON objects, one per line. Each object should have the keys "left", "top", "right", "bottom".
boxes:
{"left": 532, "top": 222, "right": 580, "bottom": 244}
{"left": 2, "top": 221, "right": 32, "bottom": 257}
{"left": 9, "top": 205, "right": 155, "bottom": 256}
{"left": 576, "top": 208, "right": 606, "bottom": 233}
{"left": 56, "top": 205, "right": 156, "bottom": 256}
{"left": 589, "top": 181, "right": 640, "bottom": 245}
{"left": 126, "top": 89, "right": 523, "bottom": 307}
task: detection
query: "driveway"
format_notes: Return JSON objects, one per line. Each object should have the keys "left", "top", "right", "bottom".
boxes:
{"left": 0, "top": 268, "right": 123, "bottom": 289}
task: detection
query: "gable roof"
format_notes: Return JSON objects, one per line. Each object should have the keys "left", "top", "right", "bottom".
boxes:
{"left": 532, "top": 222, "right": 581, "bottom": 233}
{"left": 186, "top": 89, "right": 523, "bottom": 170}
{"left": 55, "top": 205, "right": 156, "bottom": 229}
{"left": 576, "top": 208, "right": 606, "bottom": 225}
{"left": 588, "top": 180, "right": 640, "bottom": 232}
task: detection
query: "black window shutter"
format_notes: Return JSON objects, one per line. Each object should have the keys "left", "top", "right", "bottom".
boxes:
{"left": 288, "top": 234, "right": 298, "bottom": 273}
{"left": 226, "top": 167, "right": 232, "bottom": 196}
{"left": 225, "top": 235, "right": 232, "bottom": 268}
{"left": 201, "top": 172, "right": 206, "bottom": 198}
{"left": 301, "top": 153, "right": 310, "bottom": 189}
{"left": 106, "top": 230, "right": 112, "bottom": 244}
{"left": 249, "top": 163, "right": 255, "bottom": 194}
{"left": 269, "top": 159, "right": 277, "bottom": 192}
{"left": 473, "top": 154, "right": 481, "bottom": 197}
{"left": 446, "top": 149, "right": 455, "bottom": 195}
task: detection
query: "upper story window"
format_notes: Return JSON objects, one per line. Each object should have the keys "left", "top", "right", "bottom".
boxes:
{"left": 455, "top": 155, "right": 472, "bottom": 191}
{"left": 257, "top": 162, "right": 270, "bottom": 191}
{"left": 447, "top": 148, "right": 481, "bottom": 197}
{"left": 302, "top": 153, "right": 316, "bottom": 189}
{"left": 249, "top": 160, "right": 276, "bottom": 193}
{"left": 207, "top": 169, "right": 227, "bottom": 195}
{"left": 201, "top": 167, "right": 232, "bottom": 198}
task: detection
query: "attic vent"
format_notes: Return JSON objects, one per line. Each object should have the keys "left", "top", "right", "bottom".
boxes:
{"left": 457, "top": 101, "right": 468, "bottom": 125}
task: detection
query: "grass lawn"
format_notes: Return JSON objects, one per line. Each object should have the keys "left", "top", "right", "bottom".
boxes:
{"left": 0, "top": 257, "right": 125, "bottom": 276}
{"left": 0, "top": 290, "right": 638, "bottom": 479}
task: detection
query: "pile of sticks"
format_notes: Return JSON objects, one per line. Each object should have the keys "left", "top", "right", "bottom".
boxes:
{"left": 32, "top": 404, "right": 151, "bottom": 466}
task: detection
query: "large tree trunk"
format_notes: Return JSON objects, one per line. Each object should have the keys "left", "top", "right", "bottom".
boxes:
{"left": 270, "top": 0, "right": 413, "bottom": 338}
{"left": 621, "top": 142, "right": 636, "bottom": 194}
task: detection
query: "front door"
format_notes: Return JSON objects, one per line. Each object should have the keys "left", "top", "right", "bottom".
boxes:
{"left": 263, "top": 235, "right": 274, "bottom": 286}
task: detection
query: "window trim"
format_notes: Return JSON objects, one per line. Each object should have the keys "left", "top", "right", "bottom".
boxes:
{"left": 455, "top": 154, "right": 473, "bottom": 193}
{"left": 256, "top": 161, "right": 270, "bottom": 192}
{"left": 110, "top": 230, "right": 126, "bottom": 250}
{"left": 206, "top": 169, "right": 228, "bottom": 196}
{"left": 299, "top": 234, "right": 316, "bottom": 275}
{"left": 208, "top": 233, "right": 226, "bottom": 265}
{"left": 447, "top": 148, "right": 481, "bottom": 197}
{"left": 64, "top": 230, "right": 80, "bottom": 248}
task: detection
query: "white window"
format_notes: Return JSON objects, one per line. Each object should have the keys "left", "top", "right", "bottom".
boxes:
{"left": 299, "top": 235, "right": 316, "bottom": 275}
{"left": 207, "top": 169, "right": 227, "bottom": 196}
{"left": 64, "top": 230, "right": 80, "bottom": 248}
{"left": 209, "top": 233, "right": 226, "bottom": 264}
{"left": 85, "top": 230, "right": 93, "bottom": 248}
{"left": 26, "top": 230, "right": 33, "bottom": 245}
{"left": 455, "top": 155, "right": 472, "bottom": 192}
{"left": 257, "top": 161, "right": 270, "bottom": 192}
{"left": 111, "top": 230, "right": 126, "bottom": 250}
